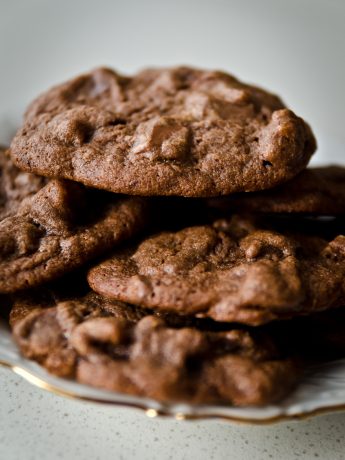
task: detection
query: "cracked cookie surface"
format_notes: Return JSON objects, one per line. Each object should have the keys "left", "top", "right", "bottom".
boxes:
{"left": 0, "top": 171, "right": 147, "bottom": 293}
{"left": 0, "top": 146, "right": 47, "bottom": 220}
{"left": 88, "top": 215, "right": 345, "bottom": 325}
{"left": 11, "top": 66, "right": 316, "bottom": 197}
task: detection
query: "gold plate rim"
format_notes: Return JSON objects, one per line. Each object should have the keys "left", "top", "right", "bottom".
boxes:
{"left": 1, "top": 358, "right": 345, "bottom": 425}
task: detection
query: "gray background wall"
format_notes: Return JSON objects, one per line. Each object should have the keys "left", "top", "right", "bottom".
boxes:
{"left": 0, "top": 0, "right": 344, "bottom": 155}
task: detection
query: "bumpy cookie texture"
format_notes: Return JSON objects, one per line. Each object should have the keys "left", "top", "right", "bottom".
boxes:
{"left": 88, "top": 215, "right": 345, "bottom": 325}
{"left": 0, "top": 146, "right": 47, "bottom": 219}
{"left": 208, "top": 166, "right": 345, "bottom": 215}
{"left": 11, "top": 66, "right": 316, "bottom": 197}
{"left": 11, "top": 290, "right": 297, "bottom": 406}
{"left": 10, "top": 290, "right": 147, "bottom": 377}
{"left": 0, "top": 178, "right": 146, "bottom": 293}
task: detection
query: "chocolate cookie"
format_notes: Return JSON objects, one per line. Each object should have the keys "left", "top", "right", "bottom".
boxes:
{"left": 11, "top": 66, "right": 316, "bottom": 197}
{"left": 0, "top": 146, "right": 47, "bottom": 219}
{"left": 0, "top": 178, "right": 146, "bottom": 293}
{"left": 88, "top": 215, "right": 345, "bottom": 325}
{"left": 10, "top": 289, "right": 298, "bottom": 406}
{"left": 208, "top": 166, "right": 345, "bottom": 215}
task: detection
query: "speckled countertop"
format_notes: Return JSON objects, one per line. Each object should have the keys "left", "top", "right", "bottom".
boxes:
{"left": 1, "top": 368, "right": 344, "bottom": 460}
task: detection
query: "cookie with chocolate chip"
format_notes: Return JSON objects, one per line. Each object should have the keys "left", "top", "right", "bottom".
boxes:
{"left": 10, "top": 289, "right": 298, "bottom": 406}
{"left": 0, "top": 175, "right": 146, "bottom": 293}
{"left": 11, "top": 66, "right": 316, "bottom": 197}
{"left": 88, "top": 215, "right": 345, "bottom": 325}
{"left": 209, "top": 166, "right": 345, "bottom": 215}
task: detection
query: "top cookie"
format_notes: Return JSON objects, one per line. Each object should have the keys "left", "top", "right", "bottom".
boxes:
{"left": 11, "top": 67, "right": 316, "bottom": 197}
{"left": 208, "top": 166, "right": 345, "bottom": 215}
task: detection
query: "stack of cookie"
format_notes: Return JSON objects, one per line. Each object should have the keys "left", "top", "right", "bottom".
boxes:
{"left": 1, "top": 67, "right": 344, "bottom": 406}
